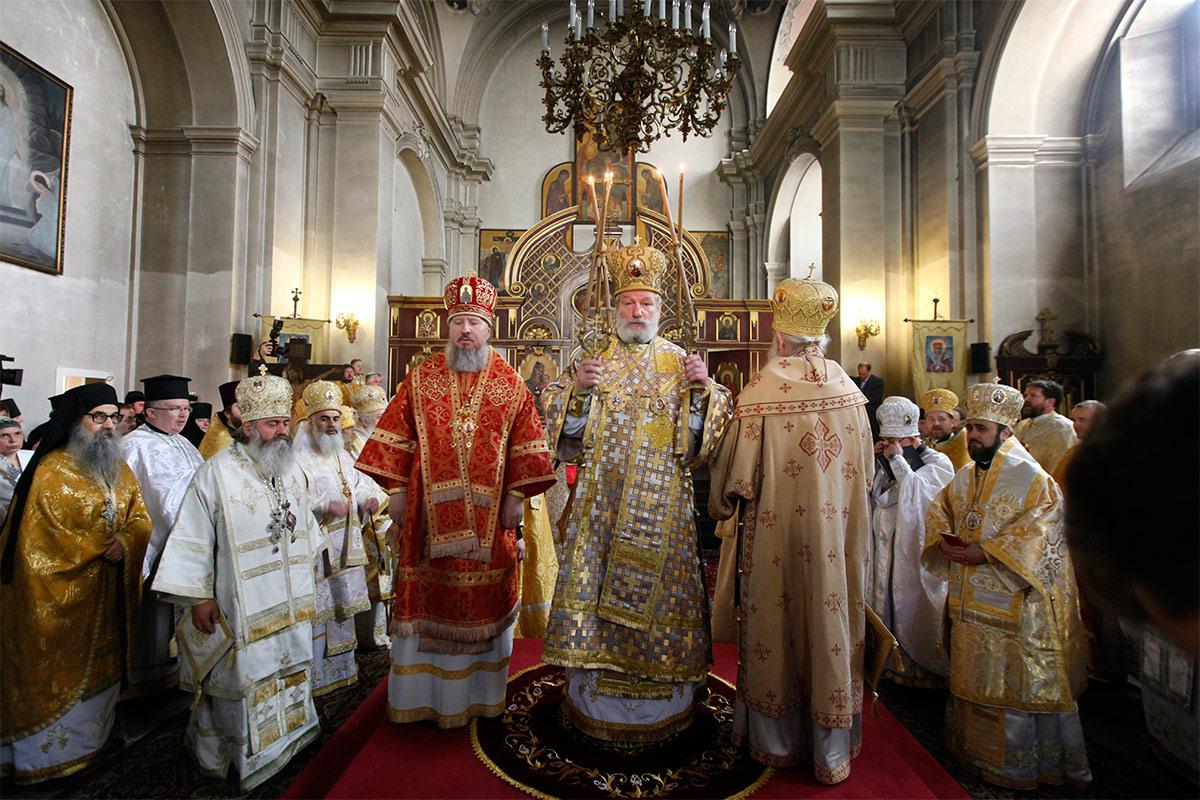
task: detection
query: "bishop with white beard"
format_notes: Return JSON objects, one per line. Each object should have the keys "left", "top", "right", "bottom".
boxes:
{"left": 293, "top": 380, "right": 383, "bottom": 694}
{"left": 152, "top": 372, "right": 325, "bottom": 791}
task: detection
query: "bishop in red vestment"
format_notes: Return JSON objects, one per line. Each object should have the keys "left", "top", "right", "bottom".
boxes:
{"left": 355, "top": 275, "right": 555, "bottom": 727}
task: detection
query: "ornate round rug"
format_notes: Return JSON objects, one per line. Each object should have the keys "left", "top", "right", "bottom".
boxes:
{"left": 470, "top": 664, "right": 772, "bottom": 799}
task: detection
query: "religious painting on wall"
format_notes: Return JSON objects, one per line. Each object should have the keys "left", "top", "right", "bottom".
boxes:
{"left": 541, "top": 163, "right": 574, "bottom": 217}
{"left": 716, "top": 312, "right": 740, "bottom": 342}
{"left": 635, "top": 162, "right": 665, "bottom": 215}
{"left": 518, "top": 352, "right": 559, "bottom": 420}
{"left": 0, "top": 43, "right": 73, "bottom": 276}
{"left": 713, "top": 361, "right": 743, "bottom": 402}
{"left": 574, "top": 130, "right": 633, "bottom": 224}
{"left": 909, "top": 318, "right": 969, "bottom": 399}
{"left": 693, "top": 230, "right": 731, "bottom": 299}
{"left": 478, "top": 228, "right": 524, "bottom": 291}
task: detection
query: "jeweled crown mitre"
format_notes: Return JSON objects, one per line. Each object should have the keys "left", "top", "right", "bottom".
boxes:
{"left": 877, "top": 396, "right": 920, "bottom": 438}
{"left": 443, "top": 275, "right": 497, "bottom": 321}
{"left": 302, "top": 380, "right": 342, "bottom": 417}
{"left": 606, "top": 243, "right": 668, "bottom": 296}
{"left": 236, "top": 373, "right": 293, "bottom": 422}
{"left": 771, "top": 276, "right": 839, "bottom": 338}
{"left": 350, "top": 383, "right": 388, "bottom": 415}
{"left": 920, "top": 388, "right": 959, "bottom": 417}
{"left": 964, "top": 383, "right": 1023, "bottom": 428}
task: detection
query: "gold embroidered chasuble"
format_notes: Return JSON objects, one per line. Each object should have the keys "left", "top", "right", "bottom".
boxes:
{"left": 0, "top": 451, "right": 152, "bottom": 743}
{"left": 929, "top": 428, "right": 971, "bottom": 471}
{"left": 198, "top": 415, "right": 235, "bottom": 461}
{"left": 922, "top": 437, "right": 1087, "bottom": 714}
{"left": 1013, "top": 412, "right": 1077, "bottom": 476}
{"left": 541, "top": 336, "right": 732, "bottom": 682}
{"left": 708, "top": 351, "right": 873, "bottom": 738}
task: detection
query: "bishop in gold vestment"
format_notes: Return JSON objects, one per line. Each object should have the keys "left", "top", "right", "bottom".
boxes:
{"left": 542, "top": 243, "right": 732, "bottom": 743}
{"left": 922, "top": 388, "right": 971, "bottom": 471}
{"left": 923, "top": 383, "right": 1091, "bottom": 789}
{"left": 709, "top": 276, "right": 872, "bottom": 783}
{"left": 0, "top": 383, "right": 152, "bottom": 783}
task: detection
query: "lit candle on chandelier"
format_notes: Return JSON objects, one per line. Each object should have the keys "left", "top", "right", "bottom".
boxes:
{"left": 702, "top": 1, "right": 710, "bottom": 38}
{"left": 569, "top": 0, "right": 577, "bottom": 31}
{"left": 541, "top": 23, "right": 549, "bottom": 52}
{"left": 609, "top": 0, "right": 617, "bottom": 23}
{"left": 587, "top": 0, "right": 594, "bottom": 28}
{"left": 671, "top": 0, "right": 679, "bottom": 29}
{"left": 677, "top": 163, "right": 685, "bottom": 234}
{"left": 729, "top": 21, "right": 737, "bottom": 53}
{"left": 683, "top": 0, "right": 692, "bottom": 32}
{"left": 659, "top": 0, "right": 666, "bottom": 20}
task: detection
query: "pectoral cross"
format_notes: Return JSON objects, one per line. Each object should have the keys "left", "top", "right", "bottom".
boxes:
{"left": 291, "top": 288, "right": 302, "bottom": 318}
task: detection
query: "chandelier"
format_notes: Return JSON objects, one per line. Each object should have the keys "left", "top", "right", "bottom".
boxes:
{"left": 537, "top": 0, "right": 741, "bottom": 154}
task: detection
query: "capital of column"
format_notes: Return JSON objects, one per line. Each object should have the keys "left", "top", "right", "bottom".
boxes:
{"left": 764, "top": 261, "right": 789, "bottom": 294}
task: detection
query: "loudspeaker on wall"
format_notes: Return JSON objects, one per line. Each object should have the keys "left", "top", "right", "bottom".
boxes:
{"left": 969, "top": 342, "right": 992, "bottom": 374}
{"left": 230, "top": 333, "right": 253, "bottom": 365}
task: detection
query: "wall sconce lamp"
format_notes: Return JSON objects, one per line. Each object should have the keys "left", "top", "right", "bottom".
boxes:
{"left": 336, "top": 312, "right": 359, "bottom": 343}
{"left": 855, "top": 319, "right": 881, "bottom": 350}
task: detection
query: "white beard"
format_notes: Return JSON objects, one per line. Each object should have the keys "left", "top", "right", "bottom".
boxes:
{"left": 312, "top": 428, "right": 344, "bottom": 457}
{"left": 615, "top": 314, "right": 660, "bottom": 344}
{"left": 446, "top": 341, "right": 490, "bottom": 372}
{"left": 247, "top": 429, "right": 295, "bottom": 479}
{"left": 66, "top": 423, "right": 123, "bottom": 486}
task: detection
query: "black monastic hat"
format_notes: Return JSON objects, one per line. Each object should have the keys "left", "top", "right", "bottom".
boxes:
{"left": 218, "top": 380, "right": 240, "bottom": 411}
{"left": 140, "top": 375, "right": 191, "bottom": 403}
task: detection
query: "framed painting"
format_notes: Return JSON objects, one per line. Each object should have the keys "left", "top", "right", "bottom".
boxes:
{"left": 692, "top": 230, "right": 731, "bottom": 299}
{"left": 909, "top": 318, "right": 969, "bottom": 399}
{"left": 478, "top": 228, "right": 524, "bottom": 291}
{"left": 541, "top": 163, "right": 574, "bottom": 217}
{"left": 635, "top": 162, "right": 665, "bottom": 215}
{"left": 574, "top": 130, "right": 634, "bottom": 224}
{"left": 715, "top": 312, "right": 741, "bottom": 342}
{"left": 0, "top": 43, "right": 73, "bottom": 275}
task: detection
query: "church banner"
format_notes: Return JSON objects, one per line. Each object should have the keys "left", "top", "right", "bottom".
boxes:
{"left": 909, "top": 318, "right": 969, "bottom": 400}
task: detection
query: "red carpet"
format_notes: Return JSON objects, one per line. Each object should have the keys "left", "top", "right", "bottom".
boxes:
{"left": 283, "top": 640, "right": 968, "bottom": 799}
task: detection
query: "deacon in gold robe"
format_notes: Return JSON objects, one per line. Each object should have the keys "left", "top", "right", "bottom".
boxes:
{"left": 922, "top": 388, "right": 970, "bottom": 471}
{"left": 1013, "top": 379, "right": 1077, "bottom": 475}
{"left": 709, "top": 276, "right": 872, "bottom": 783}
{"left": 923, "top": 382, "right": 1091, "bottom": 790}
{"left": 0, "top": 383, "right": 151, "bottom": 783}
{"left": 356, "top": 275, "right": 556, "bottom": 728}
{"left": 294, "top": 382, "right": 382, "bottom": 695}
{"left": 542, "top": 243, "right": 732, "bottom": 744}
{"left": 198, "top": 380, "right": 241, "bottom": 460}
{"left": 346, "top": 382, "right": 394, "bottom": 647}
{"left": 152, "top": 372, "right": 324, "bottom": 791}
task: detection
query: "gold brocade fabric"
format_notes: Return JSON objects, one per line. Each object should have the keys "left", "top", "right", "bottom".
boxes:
{"left": 198, "top": 415, "right": 234, "bottom": 461}
{"left": 541, "top": 336, "right": 732, "bottom": 682}
{"left": 922, "top": 437, "right": 1087, "bottom": 713}
{"left": 515, "top": 496, "right": 557, "bottom": 638}
{"left": 0, "top": 451, "right": 152, "bottom": 742}
{"left": 929, "top": 429, "right": 971, "bottom": 472}
{"left": 1013, "top": 412, "right": 1077, "bottom": 476}
{"left": 708, "top": 351, "right": 873, "bottom": 729}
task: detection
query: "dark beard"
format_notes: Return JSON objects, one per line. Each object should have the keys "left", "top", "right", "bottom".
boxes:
{"left": 66, "top": 423, "right": 122, "bottom": 486}
{"left": 969, "top": 437, "right": 1004, "bottom": 468}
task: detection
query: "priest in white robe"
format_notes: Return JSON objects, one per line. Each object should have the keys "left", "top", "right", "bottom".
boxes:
{"left": 867, "top": 396, "right": 954, "bottom": 685}
{"left": 152, "top": 372, "right": 324, "bottom": 791}
{"left": 293, "top": 381, "right": 382, "bottom": 695}
{"left": 118, "top": 374, "right": 203, "bottom": 692}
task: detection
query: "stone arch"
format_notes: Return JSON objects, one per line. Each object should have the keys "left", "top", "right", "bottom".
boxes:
{"left": 397, "top": 133, "right": 446, "bottom": 263}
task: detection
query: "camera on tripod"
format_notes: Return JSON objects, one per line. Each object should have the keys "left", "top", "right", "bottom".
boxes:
{"left": 0, "top": 355, "right": 22, "bottom": 388}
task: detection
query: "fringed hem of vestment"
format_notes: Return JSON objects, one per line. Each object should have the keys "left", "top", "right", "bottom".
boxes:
{"left": 387, "top": 701, "right": 504, "bottom": 729}
{"left": 393, "top": 604, "right": 519, "bottom": 654}
{"left": 562, "top": 696, "right": 696, "bottom": 743}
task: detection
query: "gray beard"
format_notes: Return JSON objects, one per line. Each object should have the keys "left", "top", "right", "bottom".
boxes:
{"left": 246, "top": 429, "right": 295, "bottom": 479}
{"left": 66, "top": 424, "right": 122, "bottom": 486}
{"left": 446, "top": 342, "right": 489, "bottom": 372}
{"left": 311, "top": 428, "right": 344, "bottom": 457}
{"left": 356, "top": 411, "right": 382, "bottom": 436}
{"left": 616, "top": 317, "right": 659, "bottom": 344}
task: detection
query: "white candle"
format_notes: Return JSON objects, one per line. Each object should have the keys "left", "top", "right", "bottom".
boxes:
{"left": 577, "top": 16, "right": 584, "bottom": 38}
{"left": 659, "top": 0, "right": 665, "bottom": 20}
{"left": 729, "top": 22, "right": 737, "bottom": 53}
{"left": 672, "top": 0, "right": 679, "bottom": 29}
{"left": 684, "top": 0, "right": 691, "bottom": 32}
{"left": 702, "top": 1, "right": 710, "bottom": 38}
{"left": 618, "top": 0, "right": 624, "bottom": 17}
{"left": 644, "top": 0, "right": 651, "bottom": 16}
{"left": 541, "top": 23, "right": 549, "bottom": 51}
{"left": 570, "top": 0, "right": 576, "bottom": 29}
{"left": 587, "top": 0, "right": 594, "bottom": 28}
{"left": 609, "top": 0, "right": 617, "bottom": 23}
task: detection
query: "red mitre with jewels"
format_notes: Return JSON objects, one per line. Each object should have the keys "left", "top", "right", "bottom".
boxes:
{"left": 443, "top": 274, "right": 497, "bottom": 321}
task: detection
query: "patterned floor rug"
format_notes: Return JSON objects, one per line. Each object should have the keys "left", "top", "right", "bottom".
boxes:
{"left": 470, "top": 664, "right": 772, "bottom": 800}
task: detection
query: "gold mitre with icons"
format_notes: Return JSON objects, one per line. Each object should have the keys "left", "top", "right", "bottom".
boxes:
{"left": 606, "top": 242, "right": 669, "bottom": 296}
{"left": 302, "top": 380, "right": 343, "bottom": 417}
{"left": 339, "top": 405, "right": 357, "bottom": 429}
{"left": 771, "top": 275, "right": 839, "bottom": 338}
{"left": 236, "top": 373, "right": 293, "bottom": 422}
{"left": 920, "top": 388, "right": 959, "bottom": 416}
{"left": 964, "top": 382, "right": 1023, "bottom": 427}
{"left": 350, "top": 382, "right": 388, "bottom": 415}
